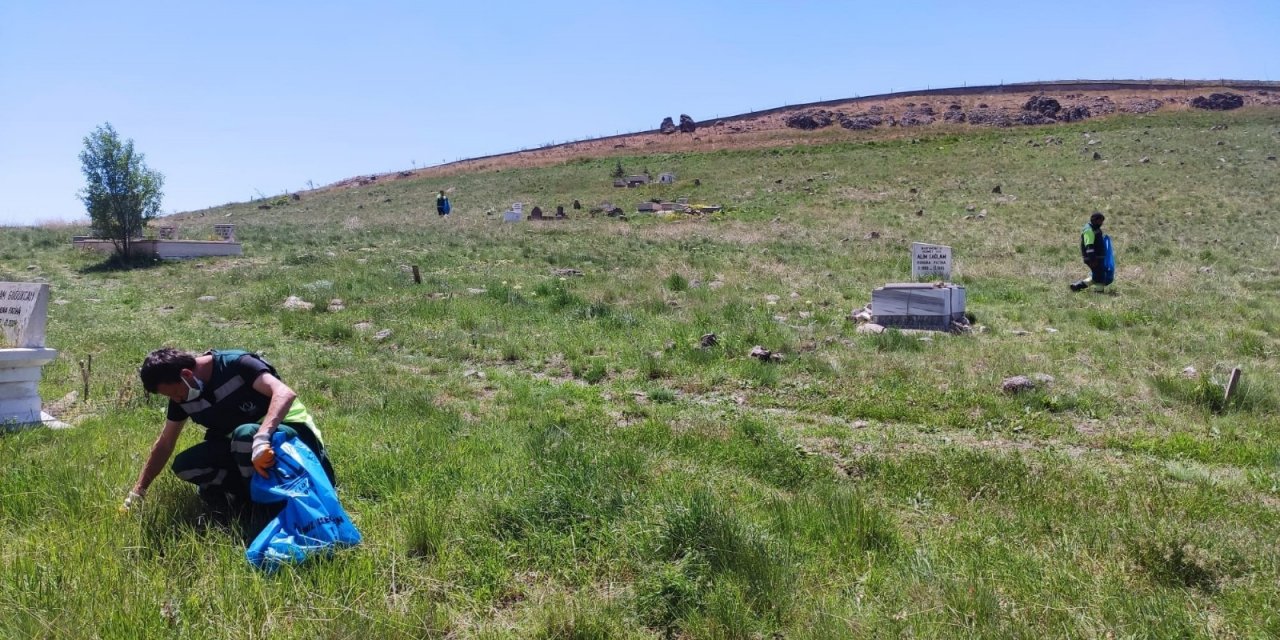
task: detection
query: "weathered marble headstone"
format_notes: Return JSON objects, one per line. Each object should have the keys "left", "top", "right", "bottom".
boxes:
{"left": 871, "top": 283, "right": 966, "bottom": 332}
{"left": 512, "top": 202, "right": 524, "bottom": 216}
{"left": 1, "top": 282, "right": 49, "bottom": 348}
{"left": 214, "top": 224, "right": 236, "bottom": 241}
{"left": 0, "top": 282, "right": 60, "bottom": 427}
{"left": 911, "top": 242, "right": 952, "bottom": 281}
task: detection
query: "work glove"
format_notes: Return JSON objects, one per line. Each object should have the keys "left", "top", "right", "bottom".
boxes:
{"left": 251, "top": 431, "right": 276, "bottom": 478}
{"left": 120, "top": 489, "right": 144, "bottom": 513}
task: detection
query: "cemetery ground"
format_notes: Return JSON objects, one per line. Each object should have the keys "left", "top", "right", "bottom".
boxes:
{"left": 2, "top": 107, "right": 1280, "bottom": 638}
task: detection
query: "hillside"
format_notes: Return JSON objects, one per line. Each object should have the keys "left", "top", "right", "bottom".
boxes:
{"left": 317, "top": 79, "right": 1280, "bottom": 189}
{"left": 2, "top": 99, "right": 1280, "bottom": 638}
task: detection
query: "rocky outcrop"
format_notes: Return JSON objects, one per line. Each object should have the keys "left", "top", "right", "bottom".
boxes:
{"left": 785, "top": 110, "right": 836, "bottom": 130}
{"left": 1088, "top": 96, "right": 1117, "bottom": 116}
{"left": 1191, "top": 93, "right": 1244, "bottom": 110}
{"left": 1121, "top": 98, "right": 1164, "bottom": 114}
{"left": 1017, "top": 112, "right": 1055, "bottom": 125}
{"left": 966, "top": 107, "right": 1013, "bottom": 127}
{"left": 1023, "top": 96, "right": 1061, "bottom": 118}
{"left": 678, "top": 114, "right": 697, "bottom": 133}
{"left": 897, "top": 108, "right": 935, "bottom": 127}
{"left": 660, "top": 117, "right": 677, "bottom": 134}
{"left": 1057, "top": 105, "right": 1092, "bottom": 122}
{"left": 838, "top": 113, "right": 883, "bottom": 130}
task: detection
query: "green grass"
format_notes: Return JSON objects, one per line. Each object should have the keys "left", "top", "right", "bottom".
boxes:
{"left": 3, "top": 107, "right": 1280, "bottom": 637}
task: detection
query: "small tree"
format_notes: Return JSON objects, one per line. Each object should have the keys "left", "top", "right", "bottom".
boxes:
{"left": 79, "top": 123, "right": 164, "bottom": 260}
{"left": 611, "top": 159, "right": 625, "bottom": 179}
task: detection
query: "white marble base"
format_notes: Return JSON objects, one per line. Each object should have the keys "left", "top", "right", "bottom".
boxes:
{"left": 0, "top": 348, "right": 58, "bottom": 428}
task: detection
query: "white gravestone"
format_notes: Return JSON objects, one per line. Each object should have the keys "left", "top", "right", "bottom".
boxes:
{"left": 1, "top": 282, "right": 49, "bottom": 348}
{"left": 0, "top": 283, "right": 60, "bottom": 428}
{"left": 502, "top": 211, "right": 521, "bottom": 223}
{"left": 911, "top": 242, "right": 952, "bottom": 281}
{"left": 512, "top": 203, "right": 523, "bottom": 215}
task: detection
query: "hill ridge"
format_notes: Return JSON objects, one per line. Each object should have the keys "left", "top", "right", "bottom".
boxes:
{"left": 315, "top": 78, "right": 1280, "bottom": 194}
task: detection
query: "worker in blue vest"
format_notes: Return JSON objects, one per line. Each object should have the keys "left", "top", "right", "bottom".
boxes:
{"left": 1071, "top": 211, "right": 1114, "bottom": 291}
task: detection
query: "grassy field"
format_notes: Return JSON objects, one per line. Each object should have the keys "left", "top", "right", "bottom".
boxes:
{"left": 2, "top": 107, "right": 1279, "bottom": 638}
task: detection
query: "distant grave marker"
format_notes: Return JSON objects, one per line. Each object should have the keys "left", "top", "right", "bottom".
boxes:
{"left": 157, "top": 226, "right": 177, "bottom": 240}
{"left": 214, "top": 224, "right": 237, "bottom": 241}
{"left": 502, "top": 211, "right": 521, "bottom": 223}
{"left": 911, "top": 242, "right": 952, "bottom": 281}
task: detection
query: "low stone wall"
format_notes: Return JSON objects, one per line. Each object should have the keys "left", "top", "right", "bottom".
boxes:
{"left": 72, "top": 239, "right": 243, "bottom": 259}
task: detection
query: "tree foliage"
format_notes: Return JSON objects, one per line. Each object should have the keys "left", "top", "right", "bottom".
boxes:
{"left": 79, "top": 123, "right": 164, "bottom": 259}
{"left": 612, "top": 159, "right": 625, "bottom": 179}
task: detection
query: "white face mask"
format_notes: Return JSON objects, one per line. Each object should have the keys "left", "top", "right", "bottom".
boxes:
{"left": 183, "top": 375, "right": 204, "bottom": 402}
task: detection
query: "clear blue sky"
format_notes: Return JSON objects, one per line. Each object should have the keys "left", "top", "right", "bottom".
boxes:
{"left": 2, "top": 0, "right": 1276, "bottom": 225}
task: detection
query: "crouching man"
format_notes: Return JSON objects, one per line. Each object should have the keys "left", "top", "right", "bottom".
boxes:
{"left": 123, "top": 348, "right": 335, "bottom": 515}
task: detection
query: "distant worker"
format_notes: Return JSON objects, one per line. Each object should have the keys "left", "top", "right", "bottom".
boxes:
{"left": 436, "top": 190, "right": 451, "bottom": 216}
{"left": 123, "top": 348, "right": 335, "bottom": 519}
{"left": 1070, "top": 211, "right": 1114, "bottom": 291}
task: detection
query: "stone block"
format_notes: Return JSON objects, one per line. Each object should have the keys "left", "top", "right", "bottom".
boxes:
{"left": 871, "top": 283, "right": 966, "bottom": 332}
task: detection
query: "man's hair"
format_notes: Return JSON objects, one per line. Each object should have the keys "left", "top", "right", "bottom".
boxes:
{"left": 139, "top": 347, "right": 196, "bottom": 393}
{"left": 1090, "top": 211, "right": 1106, "bottom": 223}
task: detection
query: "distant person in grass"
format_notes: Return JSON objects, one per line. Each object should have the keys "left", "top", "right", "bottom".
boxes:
{"left": 123, "top": 348, "right": 335, "bottom": 516}
{"left": 436, "top": 190, "right": 451, "bottom": 216}
{"left": 1070, "top": 211, "right": 1114, "bottom": 292}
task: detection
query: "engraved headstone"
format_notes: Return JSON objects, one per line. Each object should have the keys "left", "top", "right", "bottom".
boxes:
{"left": 214, "top": 224, "right": 236, "bottom": 241}
{"left": 0, "top": 283, "right": 49, "bottom": 348}
{"left": 911, "top": 242, "right": 952, "bottom": 281}
{"left": 157, "top": 226, "right": 177, "bottom": 240}
{"left": 0, "top": 282, "right": 58, "bottom": 427}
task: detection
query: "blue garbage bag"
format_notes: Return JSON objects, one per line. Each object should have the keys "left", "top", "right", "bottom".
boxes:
{"left": 1096, "top": 235, "right": 1116, "bottom": 286}
{"left": 246, "top": 432, "right": 361, "bottom": 571}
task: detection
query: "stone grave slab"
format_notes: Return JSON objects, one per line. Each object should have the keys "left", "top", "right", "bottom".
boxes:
{"left": 871, "top": 282, "right": 966, "bottom": 332}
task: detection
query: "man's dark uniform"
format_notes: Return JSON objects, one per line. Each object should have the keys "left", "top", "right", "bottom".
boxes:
{"left": 169, "top": 350, "right": 333, "bottom": 505}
